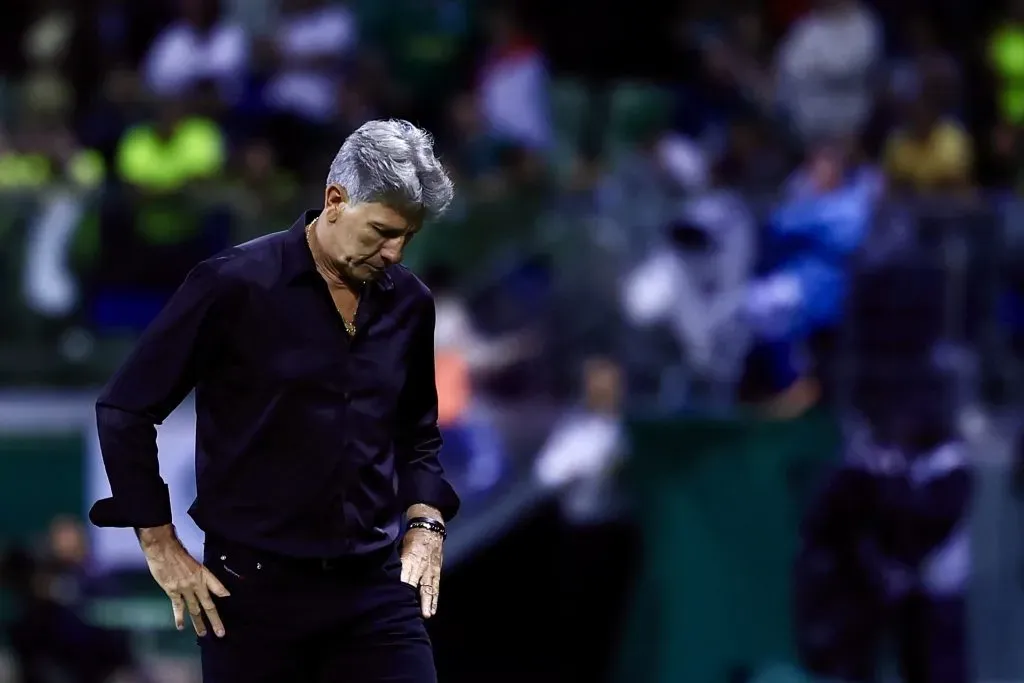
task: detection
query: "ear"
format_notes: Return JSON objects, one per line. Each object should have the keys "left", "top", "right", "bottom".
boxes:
{"left": 324, "top": 184, "right": 349, "bottom": 221}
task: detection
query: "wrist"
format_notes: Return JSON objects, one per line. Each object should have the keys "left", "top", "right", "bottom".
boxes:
{"left": 136, "top": 524, "right": 176, "bottom": 551}
{"left": 406, "top": 516, "right": 446, "bottom": 541}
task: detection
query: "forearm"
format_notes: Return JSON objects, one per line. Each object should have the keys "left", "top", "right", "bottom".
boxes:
{"left": 91, "top": 261, "right": 231, "bottom": 529}
{"left": 94, "top": 403, "right": 172, "bottom": 528}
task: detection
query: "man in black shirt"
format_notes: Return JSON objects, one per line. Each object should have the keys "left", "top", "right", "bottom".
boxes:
{"left": 89, "top": 119, "right": 460, "bottom": 683}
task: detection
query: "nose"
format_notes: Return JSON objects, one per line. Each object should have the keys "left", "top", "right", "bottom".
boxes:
{"left": 380, "top": 237, "right": 404, "bottom": 266}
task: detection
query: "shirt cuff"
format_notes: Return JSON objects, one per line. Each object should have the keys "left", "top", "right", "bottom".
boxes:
{"left": 88, "top": 482, "right": 173, "bottom": 529}
{"left": 398, "top": 470, "right": 461, "bottom": 522}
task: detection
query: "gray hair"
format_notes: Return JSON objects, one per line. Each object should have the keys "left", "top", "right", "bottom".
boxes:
{"left": 327, "top": 119, "right": 454, "bottom": 223}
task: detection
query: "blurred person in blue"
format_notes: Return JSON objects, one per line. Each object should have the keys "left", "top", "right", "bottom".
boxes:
{"left": 739, "top": 142, "right": 879, "bottom": 408}
{"left": 795, "top": 378, "right": 971, "bottom": 683}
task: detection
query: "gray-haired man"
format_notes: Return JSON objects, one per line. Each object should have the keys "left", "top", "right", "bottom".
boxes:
{"left": 89, "top": 120, "right": 460, "bottom": 682}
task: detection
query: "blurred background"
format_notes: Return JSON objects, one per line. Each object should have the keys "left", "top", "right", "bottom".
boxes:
{"left": 2, "top": 0, "right": 1024, "bottom": 681}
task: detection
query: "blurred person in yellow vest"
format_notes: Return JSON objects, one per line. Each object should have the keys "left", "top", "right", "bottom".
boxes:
{"left": 90, "top": 93, "right": 228, "bottom": 331}
{"left": 990, "top": 0, "right": 1024, "bottom": 125}
{"left": 0, "top": 84, "right": 106, "bottom": 192}
{"left": 428, "top": 265, "right": 538, "bottom": 497}
{"left": 13, "top": 82, "right": 107, "bottom": 319}
{"left": 883, "top": 93, "right": 973, "bottom": 196}
{"left": 116, "top": 96, "right": 225, "bottom": 194}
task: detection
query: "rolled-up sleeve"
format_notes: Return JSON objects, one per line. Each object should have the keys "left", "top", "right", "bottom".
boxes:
{"left": 394, "top": 297, "right": 461, "bottom": 521}
{"left": 90, "top": 261, "right": 232, "bottom": 529}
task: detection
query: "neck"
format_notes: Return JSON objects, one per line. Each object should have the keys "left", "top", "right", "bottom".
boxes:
{"left": 308, "top": 218, "right": 354, "bottom": 290}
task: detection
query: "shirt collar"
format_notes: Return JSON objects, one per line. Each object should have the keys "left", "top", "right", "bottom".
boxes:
{"left": 282, "top": 210, "right": 394, "bottom": 291}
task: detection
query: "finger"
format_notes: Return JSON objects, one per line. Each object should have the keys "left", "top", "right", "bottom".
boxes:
{"left": 196, "top": 586, "right": 226, "bottom": 638}
{"left": 397, "top": 557, "right": 421, "bottom": 589}
{"left": 183, "top": 591, "right": 207, "bottom": 637}
{"left": 419, "top": 585, "right": 431, "bottom": 619}
{"left": 400, "top": 557, "right": 418, "bottom": 587}
{"left": 170, "top": 593, "right": 186, "bottom": 631}
{"left": 428, "top": 574, "right": 440, "bottom": 617}
{"left": 421, "top": 572, "right": 440, "bottom": 618}
{"left": 204, "top": 567, "right": 231, "bottom": 598}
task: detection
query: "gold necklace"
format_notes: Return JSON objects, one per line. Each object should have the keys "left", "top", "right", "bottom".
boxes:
{"left": 306, "top": 221, "right": 357, "bottom": 337}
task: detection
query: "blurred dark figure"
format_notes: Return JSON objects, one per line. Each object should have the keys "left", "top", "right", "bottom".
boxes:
{"left": 1, "top": 517, "right": 141, "bottom": 683}
{"left": 796, "top": 385, "right": 971, "bottom": 683}
{"left": 224, "top": 137, "right": 300, "bottom": 242}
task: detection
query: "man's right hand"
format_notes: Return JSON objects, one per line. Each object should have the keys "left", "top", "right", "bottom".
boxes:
{"left": 137, "top": 525, "right": 230, "bottom": 637}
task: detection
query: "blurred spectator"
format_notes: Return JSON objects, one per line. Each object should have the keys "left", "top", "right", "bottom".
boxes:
{"left": 77, "top": 66, "right": 144, "bottom": 163}
{"left": 796, "top": 406, "right": 971, "bottom": 683}
{"left": 883, "top": 93, "right": 973, "bottom": 196}
{"left": 716, "top": 115, "right": 793, "bottom": 192}
{"left": 429, "top": 265, "right": 536, "bottom": 497}
{"left": 91, "top": 95, "right": 227, "bottom": 329}
{"left": 775, "top": 0, "right": 883, "bottom": 144}
{"left": 19, "top": 105, "right": 106, "bottom": 318}
{"left": 620, "top": 170, "right": 757, "bottom": 388}
{"left": 257, "top": 0, "right": 357, "bottom": 175}
{"left": 888, "top": 16, "right": 961, "bottom": 115}
{"left": 21, "top": 0, "right": 76, "bottom": 122}
{"left": 989, "top": 0, "right": 1024, "bottom": 127}
{"left": 115, "top": 95, "right": 225, "bottom": 193}
{"left": 1, "top": 518, "right": 141, "bottom": 683}
{"left": 352, "top": 0, "right": 474, "bottom": 129}
{"left": 224, "top": 137, "right": 300, "bottom": 241}
{"left": 535, "top": 356, "right": 636, "bottom": 683}
{"left": 990, "top": 117, "right": 1024, "bottom": 191}
{"left": 477, "top": 5, "right": 552, "bottom": 152}
{"left": 535, "top": 356, "right": 626, "bottom": 519}
{"left": 670, "top": 41, "right": 757, "bottom": 165}
{"left": 143, "top": 0, "right": 248, "bottom": 103}
{"left": 739, "top": 143, "right": 875, "bottom": 404}
{"left": 441, "top": 91, "right": 504, "bottom": 188}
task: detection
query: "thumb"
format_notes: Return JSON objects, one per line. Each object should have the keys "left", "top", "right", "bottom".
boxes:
{"left": 204, "top": 567, "right": 231, "bottom": 597}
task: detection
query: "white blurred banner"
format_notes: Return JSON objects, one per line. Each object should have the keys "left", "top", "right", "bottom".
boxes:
{"left": 86, "top": 399, "right": 203, "bottom": 572}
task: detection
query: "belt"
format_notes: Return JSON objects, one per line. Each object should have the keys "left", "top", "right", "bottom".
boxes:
{"left": 205, "top": 534, "right": 395, "bottom": 576}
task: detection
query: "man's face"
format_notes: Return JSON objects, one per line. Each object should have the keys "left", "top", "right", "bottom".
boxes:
{"left": 321, "top": 184, "right": 419, "bottom": 283}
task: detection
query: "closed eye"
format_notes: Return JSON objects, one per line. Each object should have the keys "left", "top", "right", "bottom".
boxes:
{"left": 371, "top": 222, "right": 406, "bottom": 239}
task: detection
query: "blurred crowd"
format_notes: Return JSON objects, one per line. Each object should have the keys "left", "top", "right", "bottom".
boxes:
{"left": 4, "top": 0, "right": 1024, "bottom": 681}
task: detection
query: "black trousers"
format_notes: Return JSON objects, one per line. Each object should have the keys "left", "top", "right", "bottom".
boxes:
{"left": 199, "top": 535, "right": 435, "bottom": 683}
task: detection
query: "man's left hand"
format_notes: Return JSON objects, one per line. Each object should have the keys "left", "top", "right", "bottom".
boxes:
{"left": 400, "top": 526, "right": 444, "bottom": 618}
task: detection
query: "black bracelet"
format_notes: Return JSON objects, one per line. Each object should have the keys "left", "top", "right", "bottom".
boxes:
{"left": 407, "top": 516, "right": 446, "bottom": 540}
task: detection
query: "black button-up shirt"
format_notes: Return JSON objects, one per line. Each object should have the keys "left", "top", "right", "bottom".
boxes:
{"left": 89, "top": 211, "right": 460, "bottom": 559}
